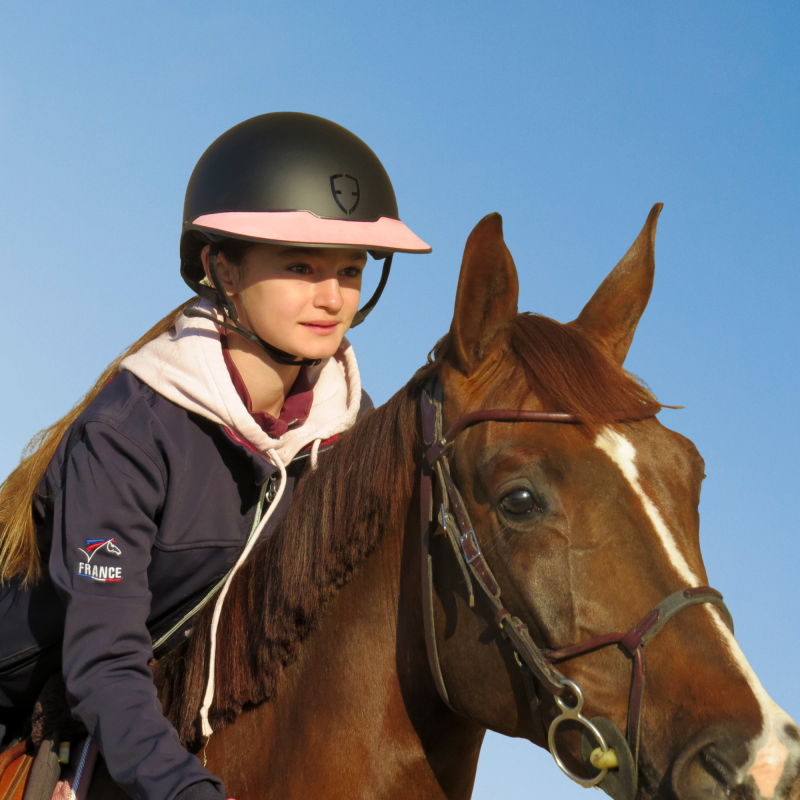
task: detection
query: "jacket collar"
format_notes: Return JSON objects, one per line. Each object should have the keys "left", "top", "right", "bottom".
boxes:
{"left": 120, "top": 299, "right": 362, "bottom": 467}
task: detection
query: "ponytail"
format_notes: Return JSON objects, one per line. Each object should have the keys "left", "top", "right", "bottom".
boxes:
{"left": 0, "top": 300, "right": 194, "bottom": 585}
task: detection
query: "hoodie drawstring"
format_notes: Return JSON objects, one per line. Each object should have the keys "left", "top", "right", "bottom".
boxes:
{"left": 199, "top": 448, "right": 288, "bottom": 739}
{"left": 310, "top": 437, "right": 322, "bottom": 470}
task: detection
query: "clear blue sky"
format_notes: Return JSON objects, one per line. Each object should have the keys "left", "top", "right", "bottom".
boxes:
{"left": 1, "top": 2, "right": 798, "bottom": 796}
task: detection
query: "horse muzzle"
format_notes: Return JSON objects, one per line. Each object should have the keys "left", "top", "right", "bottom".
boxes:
{"left": 670, "top": 722, "right": 800, "bottom": 800}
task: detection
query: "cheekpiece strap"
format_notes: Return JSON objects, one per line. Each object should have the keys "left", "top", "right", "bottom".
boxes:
{"left": 420, "top": 380, "right": 568, "bottom": 702}
{"left": 419, "top": 379, "right": 456, "bottom": 711}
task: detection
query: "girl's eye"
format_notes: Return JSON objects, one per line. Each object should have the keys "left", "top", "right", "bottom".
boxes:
{"left": 339, "top": 266, "right": 363, "bottom": 278}
{"left": 499, "top": 489, "right": 541, "bottom": 519}
{"left": 287, "top": 263, "right": 313, "bottom": 275}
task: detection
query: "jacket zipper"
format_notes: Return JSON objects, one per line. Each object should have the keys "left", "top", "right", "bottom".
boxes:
{"left": 152, "top": 479, "right": 270, "bottom": 652}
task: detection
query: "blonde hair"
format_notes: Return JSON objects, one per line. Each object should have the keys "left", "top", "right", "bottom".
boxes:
{"left": 0, "top": 300, "right": 193, "bottom": 585}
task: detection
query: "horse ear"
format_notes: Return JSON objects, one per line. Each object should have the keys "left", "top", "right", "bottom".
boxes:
{"left": 571, "top": 203, "right": 663, "bottom": 365}
{"left": 449, "top": 213, "right": 519, "bottom": 375}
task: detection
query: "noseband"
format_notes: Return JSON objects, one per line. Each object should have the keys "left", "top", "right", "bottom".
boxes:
{"left": 419, "top": 379, "right": 734, "bottom": 800}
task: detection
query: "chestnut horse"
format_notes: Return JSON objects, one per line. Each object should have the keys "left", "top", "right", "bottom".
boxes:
{"left": 93, "top": 205, "right": 799, "bottom": 799}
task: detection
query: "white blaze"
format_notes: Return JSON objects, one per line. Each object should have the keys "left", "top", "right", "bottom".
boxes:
{"left": 595, "top": 428, "right": 795, "bottom": 795}
{"left": 595, "top": 429, "right": 697, "bottom": 587}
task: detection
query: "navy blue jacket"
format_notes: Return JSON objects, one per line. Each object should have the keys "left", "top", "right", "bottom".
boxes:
{"left": 0, "top": 370, "right": 372, "bottom": 800}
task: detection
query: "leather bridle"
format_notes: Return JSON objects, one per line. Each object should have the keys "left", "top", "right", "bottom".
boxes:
{"left": 419, "top": 378, "right": 734, "bottom": 799}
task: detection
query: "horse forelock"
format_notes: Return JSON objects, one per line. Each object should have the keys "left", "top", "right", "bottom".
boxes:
{"left": 155, "top": 383, "right": 422, "bottom": 746}
{"left": 429, "top": 311, "right": 659, "bottom": 425}
{"left": 505, "top": 313, "right": 661, "bottom": 424}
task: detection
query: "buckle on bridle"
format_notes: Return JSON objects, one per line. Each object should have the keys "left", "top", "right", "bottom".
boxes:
{"left": 460, "top": 528, "right": 482, "bottom": 563}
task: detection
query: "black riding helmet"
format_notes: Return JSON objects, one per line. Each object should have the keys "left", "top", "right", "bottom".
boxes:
{"left": 180, "top": 112, "right": 431, "bottom": 366}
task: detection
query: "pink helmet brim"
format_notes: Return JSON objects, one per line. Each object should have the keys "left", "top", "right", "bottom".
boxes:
{"left": 190, "top": 211, "right": 431, "bottom": 254}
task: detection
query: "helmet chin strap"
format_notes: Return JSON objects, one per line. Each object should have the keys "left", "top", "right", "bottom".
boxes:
{"left": 184, "top": 246, "right": 322, "bottom": 367}
{"left": 183, "top": 247, "right": 393, "bottom": 366}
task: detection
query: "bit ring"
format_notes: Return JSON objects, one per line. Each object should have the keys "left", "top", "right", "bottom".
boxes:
{"left": 547, "top": 679, "right": 611, "bottom": 788}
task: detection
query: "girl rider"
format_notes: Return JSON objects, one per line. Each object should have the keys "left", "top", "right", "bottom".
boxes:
{"left": 0, "top": 113, "right": 430, "bottom": 800}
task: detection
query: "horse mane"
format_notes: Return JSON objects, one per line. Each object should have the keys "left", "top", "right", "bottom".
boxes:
{"left": 155, "top": 312, "right": 660, "bottom": 746}
{"left": 155, "top": 379, "right": 423, "bottom": 745}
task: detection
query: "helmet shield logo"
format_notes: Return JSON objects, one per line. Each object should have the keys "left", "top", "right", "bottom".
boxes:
{"left": 330, "top": 174, "right": 360, "bottom": 215}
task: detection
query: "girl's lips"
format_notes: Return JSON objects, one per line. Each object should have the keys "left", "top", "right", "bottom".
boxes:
{"left": 300, "top": 322, "right": 339, "bottom": 336}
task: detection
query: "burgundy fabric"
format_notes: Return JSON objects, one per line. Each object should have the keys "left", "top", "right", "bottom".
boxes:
{"left": 220, "top": 333, "right": 313, "bottom": 438}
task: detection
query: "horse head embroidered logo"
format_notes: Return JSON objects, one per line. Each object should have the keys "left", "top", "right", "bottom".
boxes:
{"left": 330, "top": 174, "right": 360, "bottom": 215}
{"left": 77, "top": 538, "right": 123, "bottom": 583}
{"left": 79, "top": 538, "right": 122, "bottom": 562}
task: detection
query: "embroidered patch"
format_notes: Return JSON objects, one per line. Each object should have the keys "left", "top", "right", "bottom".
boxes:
{"left": 77, "top": 538, "right": 122, "bottom": 583}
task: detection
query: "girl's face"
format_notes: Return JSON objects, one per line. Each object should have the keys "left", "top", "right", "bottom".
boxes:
{"left": 203, "top": 243, "right": 367, "bottom": 361}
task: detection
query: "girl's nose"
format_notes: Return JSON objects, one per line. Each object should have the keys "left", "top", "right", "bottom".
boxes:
{"left": 313, "top": 277, "right": 344, "bottom": 311}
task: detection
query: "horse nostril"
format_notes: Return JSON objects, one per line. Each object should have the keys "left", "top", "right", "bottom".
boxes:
{"left": 784, "top": 725, "right": 800, "bottom": 743}
{"left": 698, "top": 743, "right": 737, "bottom": 787}
{"left": 672, "top": 726, "right": 751, "bottom": 800}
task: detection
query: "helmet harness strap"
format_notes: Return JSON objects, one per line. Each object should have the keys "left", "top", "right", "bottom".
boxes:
{"left": 350, "top": 253, "right": 392, "bottom": 328}
{"left": 184, "top": 243, "right": 322, "bottom": 367}
{"left": 183, "top": 247, "right": 394, "bottom": 364}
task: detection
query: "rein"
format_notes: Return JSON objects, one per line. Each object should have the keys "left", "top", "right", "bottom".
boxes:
{"left": 419, "top": 379, "right": 733, "bottom": 800}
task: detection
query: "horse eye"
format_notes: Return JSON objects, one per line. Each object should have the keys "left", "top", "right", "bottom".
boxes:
{"left": 500, "top": 489, "right": 540, "bottom": 518}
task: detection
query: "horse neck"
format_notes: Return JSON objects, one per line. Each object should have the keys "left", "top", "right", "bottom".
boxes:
{"left": 209, "top": 392, "right": 485, "bottom": 799}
